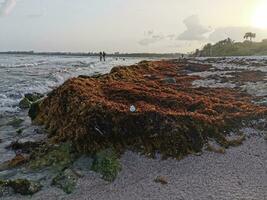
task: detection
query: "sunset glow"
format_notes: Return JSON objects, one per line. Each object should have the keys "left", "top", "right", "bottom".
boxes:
{"left": 251, "top": 1, "right": 267, "bottom": 29}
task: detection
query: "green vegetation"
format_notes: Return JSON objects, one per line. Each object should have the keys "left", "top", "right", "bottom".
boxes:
{"left": 0, "top": 179, "right": 42, "bottom": 196}
{"left": 52, "top": 169, "right": 79, "bottom": 194}
{"left": 28, "top": 143, "right": 74, "bottom": 171}
{"left": 91, "top": 149, "right": 122, "bottom": 182}
{"left": 194, "top": 38, "right": 267, "bottom": 57}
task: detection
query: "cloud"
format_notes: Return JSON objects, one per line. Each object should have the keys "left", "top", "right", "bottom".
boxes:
{"left": 139, "top": 30, "right": 166, "bottom": 46}
{"left": 27, "top": 13, "right": 43, "bottom": 19}
{"left": 0, "top": 0, "right": 16, "bottom": 16}
{"left": 209, "top": 26, "right": 267, "bottom": 42}
{"left": 139, "top": 34, "right": 165, "bottom": 46}
{"left": 167, "top": 34, "right": 175, "bottom": 40}
{"left": 146, "top": 30, "right": 154, "bottom": 36}
{"left": 177, "top": 15, "right": 210, "bottom": 41}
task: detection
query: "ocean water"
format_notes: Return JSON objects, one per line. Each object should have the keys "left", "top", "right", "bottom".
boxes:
{"left": 0, "top": 54, "right": 148, "bottom": 116}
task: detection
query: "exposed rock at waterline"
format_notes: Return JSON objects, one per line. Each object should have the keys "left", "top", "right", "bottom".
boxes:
{"left": 28, "top": 143, "right": 74, "bottom": 171}
{"left": 28, "top": 100, "right": 41, "bottom": 121}
{"left": 0, "top": 179, "right": 42, "bottom": 196}
{"left": 19, "top": 93, "right": 44, "bottom": 109}
{"left": 6, "top": 140, "right": 44, "bottom": 154}
{"left": 19, "top": 97, "right": 31, "bottom": 109}
{"left": 25, "top": 93, "right": 44, "bottom": 102}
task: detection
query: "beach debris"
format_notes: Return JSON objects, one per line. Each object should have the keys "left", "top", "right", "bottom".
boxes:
{"left": 52, "top": 168, "right": 79, "bottom": 194}
{"left": 154, "top": 176, "right": 168, "bottom": 185}
{"left": 91, "top": 149, "right": 122, "bottom": 182}
{"left": 130, "top": 105, "right": 136, "bottom": 112}
{"left": 95, "top": 127, "right": 105, "bottom": 136}
{"left": 31, "top": 60, "right": 267, "bottom": 158}
{"left": 0, "top": 179, "right": 42, "bottom": 196}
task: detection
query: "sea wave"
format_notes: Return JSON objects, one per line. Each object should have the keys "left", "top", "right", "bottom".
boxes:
{"left": 0, "top": 55, "right": 144, "bottom": 116}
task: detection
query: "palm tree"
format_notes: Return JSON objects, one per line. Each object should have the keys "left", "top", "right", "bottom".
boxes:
{"left": 244, "top": 32, "right": 256, "bottom": 41}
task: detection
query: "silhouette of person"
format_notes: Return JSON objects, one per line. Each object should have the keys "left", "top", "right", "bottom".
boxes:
{"left": 99, "top": 52, "right": 103, "bottom": 61}
{"left": 103, "top": 51, "right": 106, "bottom": 61}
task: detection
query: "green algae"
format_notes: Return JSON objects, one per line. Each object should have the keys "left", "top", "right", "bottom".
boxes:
{"left": 52, "top": 169, "right": 79, "bottom": 194}
{"left": 28, "top": 143, "right": 74, "bottom": 171}
{"left": 91, "top": 149, "right": 122, "bottom": 182}
{"left": 0, "top": 179, "right": 42, "bottom": 196}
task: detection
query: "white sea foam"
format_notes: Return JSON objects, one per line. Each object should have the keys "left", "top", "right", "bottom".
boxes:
{"left": 0, "top": 55, "right": 146, "bottom": 115}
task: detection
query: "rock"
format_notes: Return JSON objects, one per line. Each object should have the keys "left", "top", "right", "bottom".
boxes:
{"left": 16, "top": 128, "right": 24, "bottom": 135}
{"left": 52, "top": 169, "right": 79, "bottom": 194}
{"left": 6, "top": 140, "right": 43, "bottom": 154}
{"left": 28, "top": 143, "right": 73, "bottom": 171}
{"left": 25, "top": 93, "right": 44, "bottom": 102}
{"left": 0, "top": 179, "right": 42, "bottom": 196}
{"left": 72, "top": 155, "right": 93, "bottom": 173}
{"left": 19, "top": 93, "right": 44, "bottom": 110}
{"left": 19, "top": 97, "right": 32, "bottom": 109}
{"left": 186, "top": 63, "right": 211, "bottom": 72}
{"left": 6, "top": 117, "right": 24, "bottom": 128}
{"left": 0, "top": 183, "right": 14, "bottom": 197}
{"left": 154, "top": 176, "right": 168, "bottom": 185}
{"left": 28, "top": 101, "right": 41, "bottom": 121}
{"left": 91, "top": 149, "right": 121, "bottom": 182}
{"left": 206, "top": 142, "right": 225, "bottom": 154}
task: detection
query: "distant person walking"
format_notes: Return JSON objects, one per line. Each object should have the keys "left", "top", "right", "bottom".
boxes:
{"left": 99, "top": 52, "right": 103, "bottom": 61}
{"left": 103, "top": 51, "right": 106, "bottom": 61}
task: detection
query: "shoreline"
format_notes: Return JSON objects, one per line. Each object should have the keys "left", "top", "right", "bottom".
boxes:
{"left": 0, "top": 58, "right": 266, "bottom": 199}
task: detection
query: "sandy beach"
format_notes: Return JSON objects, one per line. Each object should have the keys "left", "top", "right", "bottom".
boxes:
{"left": 4, "top": 127, "right": 266, "bottom": 200}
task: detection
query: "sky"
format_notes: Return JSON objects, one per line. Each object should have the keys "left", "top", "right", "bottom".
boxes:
{"left": 1, "top": 0, "right": 267, "bottom": 53}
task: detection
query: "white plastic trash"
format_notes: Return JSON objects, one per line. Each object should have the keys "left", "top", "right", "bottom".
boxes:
{"left": 130, "top": 105, "right": 136, "bottom": 112}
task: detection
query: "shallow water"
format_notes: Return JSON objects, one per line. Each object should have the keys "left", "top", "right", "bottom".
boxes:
{"left": 0, "top": 54, "right": 148, "bottom": 115}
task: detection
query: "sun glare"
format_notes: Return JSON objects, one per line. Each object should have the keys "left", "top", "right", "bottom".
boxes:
{"left": 251, "top": 1, "right": 267, "bottom": 29}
